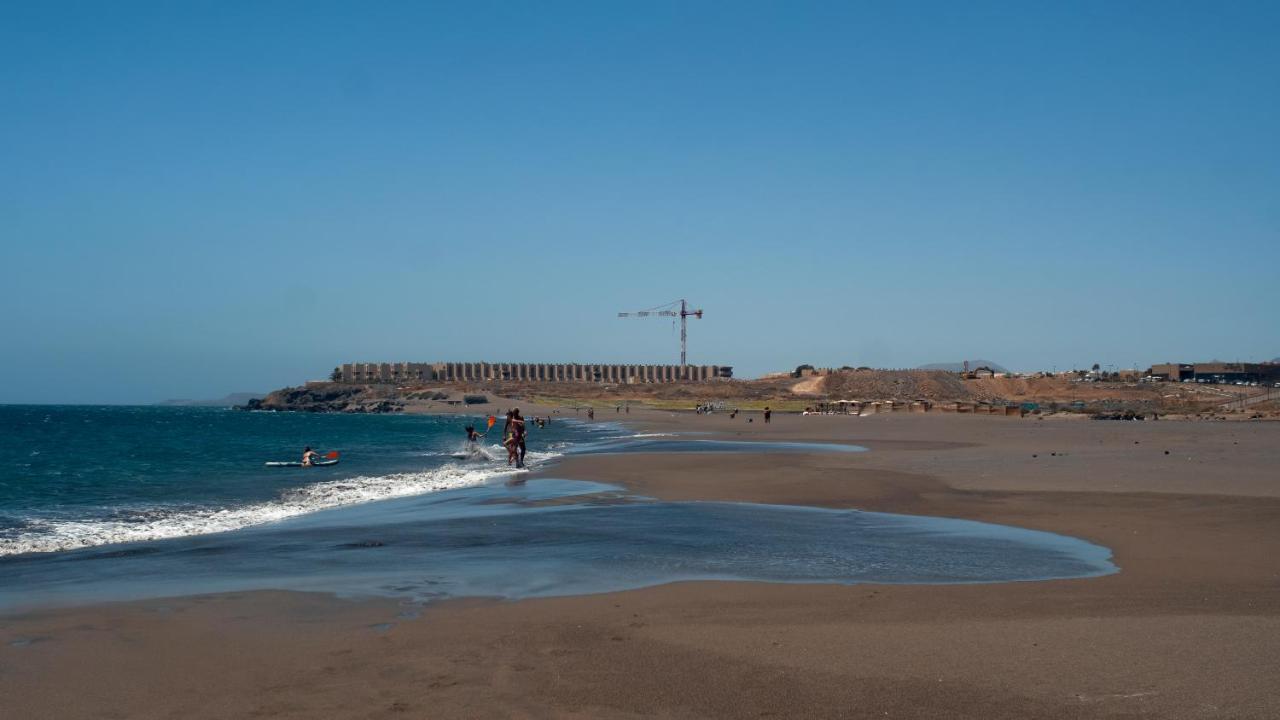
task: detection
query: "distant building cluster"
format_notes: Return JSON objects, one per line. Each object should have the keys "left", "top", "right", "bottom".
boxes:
{"left": 1149, "top": 362, "right": 1280, "bottom": 385}
{"left": 336, "top": 362, "right": 733, "bottom": 385}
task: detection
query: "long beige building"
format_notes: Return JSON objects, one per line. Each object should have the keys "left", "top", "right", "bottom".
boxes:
{"left": 337, "top": 362, "right": 732, "bottom": 384}
{"left": 1149, "top": 362, "right": 1280, "bottom": 384}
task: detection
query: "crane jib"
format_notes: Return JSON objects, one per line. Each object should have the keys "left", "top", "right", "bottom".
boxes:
{"left": 617, "top": 298, "right": 704, "bottom": 368}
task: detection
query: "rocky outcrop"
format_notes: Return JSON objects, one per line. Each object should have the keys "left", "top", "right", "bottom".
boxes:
{"left": 237, "top": 384, "right": 404, "bottom": 413}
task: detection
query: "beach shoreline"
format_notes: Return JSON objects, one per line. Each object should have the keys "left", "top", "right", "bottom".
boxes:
{"left": 3, "top": 410, "right": 1279, "bottom": 718}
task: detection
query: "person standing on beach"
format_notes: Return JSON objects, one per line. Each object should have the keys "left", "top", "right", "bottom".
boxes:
{"left": 588, "top": 408, "right": 594, "bottom": 420}
{"left": 764, "top": 407, "right": 772, "bottom": 423}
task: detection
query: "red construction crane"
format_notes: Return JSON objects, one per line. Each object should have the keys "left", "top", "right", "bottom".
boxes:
{"left": 617, "top": 299, "right": 704, "bottom": 368}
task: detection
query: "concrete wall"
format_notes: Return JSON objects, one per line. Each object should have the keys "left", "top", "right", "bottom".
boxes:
{"left": 338, "top": 362, "right": 733, "bottom": 384}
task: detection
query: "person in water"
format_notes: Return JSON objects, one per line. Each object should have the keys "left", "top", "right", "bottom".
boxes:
{"left": 301, "top": 446, "right": 317, "bottom": 467}
{"left": 464, "top": 424, "right": 484, "bottom": 455}
{"left": 502, "top": 410, "right": 519, "bottom": 466}
{"left": 511, "top": 408, "right": 528, "bottom": 468}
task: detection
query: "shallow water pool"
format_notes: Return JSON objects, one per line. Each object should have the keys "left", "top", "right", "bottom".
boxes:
{"left": 0, "top": 478, "right": 1116, "bottom": 610}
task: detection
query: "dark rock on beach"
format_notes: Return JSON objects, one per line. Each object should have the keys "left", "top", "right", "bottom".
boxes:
{"left": 236, "top": 383, "right": 399, "bottom": 414}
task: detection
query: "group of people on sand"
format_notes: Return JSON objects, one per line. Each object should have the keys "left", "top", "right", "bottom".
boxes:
{"left": 698, "top": 406, "right": 771, "bottom": 423}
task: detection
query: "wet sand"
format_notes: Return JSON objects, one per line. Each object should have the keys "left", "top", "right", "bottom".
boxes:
{"left": 3, "top": 412, "right": 1279, "bottom": 719}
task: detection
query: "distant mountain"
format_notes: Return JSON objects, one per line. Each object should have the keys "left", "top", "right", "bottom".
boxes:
{"left": 157, "top": 392, "right": 264, "bottom": 407}
{"left": 917, "top": 360, "right": 1009, "bottom": 373}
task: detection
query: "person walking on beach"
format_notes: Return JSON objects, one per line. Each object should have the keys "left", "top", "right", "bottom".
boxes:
{"left": 764, "top": 407, "right": 772, "bottom": 424}
{"left": 587, "top": 407, "right": 594, "bottom": 420}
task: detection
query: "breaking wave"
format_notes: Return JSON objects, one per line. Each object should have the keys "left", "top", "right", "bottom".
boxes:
{"left": 1, "top": 458, "right": 551, "bottom": 557}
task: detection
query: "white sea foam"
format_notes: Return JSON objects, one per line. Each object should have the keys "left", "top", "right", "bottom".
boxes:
{"left": 0, "top": 456, "right": 555, "bottom": 558}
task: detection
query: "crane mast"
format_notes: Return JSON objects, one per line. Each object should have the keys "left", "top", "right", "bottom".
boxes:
{"left": 617, "top": 299, "right": 704, "bottom": 369}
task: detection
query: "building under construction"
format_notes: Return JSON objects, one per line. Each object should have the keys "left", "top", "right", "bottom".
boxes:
{"left": 336, "top": 362, "right": 733, "bottom": 385}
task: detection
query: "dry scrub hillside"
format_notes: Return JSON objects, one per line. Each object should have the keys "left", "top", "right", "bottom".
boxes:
{"left": 819, "top": 370, "right": 970, "bottom": 401}
{"left": 818, "top": 369, "right": 1164, "bottom": 403}
{"left": 819, "top": 370, "right": 1229, "bottom": 412}
{"left": 964, "top": 376, "right": 1219, "bottom": 406}
{"left": 245, "top": 370, "right": 1244, "bottom": 415}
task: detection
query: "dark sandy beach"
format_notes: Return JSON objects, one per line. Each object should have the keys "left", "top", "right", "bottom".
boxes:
{"left": 3, "top": 411, "right": 1278, "bottom": 719}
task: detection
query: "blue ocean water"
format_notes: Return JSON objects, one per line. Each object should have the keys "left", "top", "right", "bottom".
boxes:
{"left": 0, "top": 406, "right": 1116, "bottom": 609}
{"left": 0, "top": 405, "right": 591, "bottom": 556}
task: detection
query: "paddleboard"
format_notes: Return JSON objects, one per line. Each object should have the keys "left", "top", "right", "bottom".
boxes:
{"left": 264, "top": 459, "right": 340, "bottom": 467}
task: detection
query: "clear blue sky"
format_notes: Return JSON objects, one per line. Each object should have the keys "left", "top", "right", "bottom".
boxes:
{"left": 2, "top": 1, "right": 1277, "bottom": 403}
